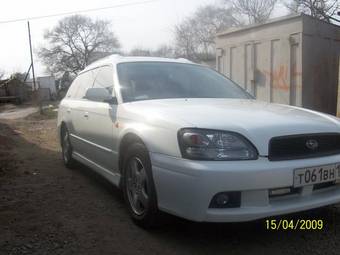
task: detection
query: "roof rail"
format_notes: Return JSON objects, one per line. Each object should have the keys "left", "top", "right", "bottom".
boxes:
{"left": 85, "top": 54, "right": 121, "bottom": 68}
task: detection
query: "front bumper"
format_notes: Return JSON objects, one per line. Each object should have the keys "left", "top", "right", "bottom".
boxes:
{"left": 150, "top": 153, "right": 340, "bottom": 222}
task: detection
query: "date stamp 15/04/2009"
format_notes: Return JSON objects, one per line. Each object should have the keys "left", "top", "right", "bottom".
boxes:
{"left": 265, "top": 219, "right": 324, "bottom": 230}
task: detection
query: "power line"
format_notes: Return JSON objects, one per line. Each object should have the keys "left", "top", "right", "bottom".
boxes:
{"left": 0, "top": 0, "right": 158, "bottom": 24}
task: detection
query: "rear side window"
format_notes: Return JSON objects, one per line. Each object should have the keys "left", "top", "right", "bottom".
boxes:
{"left": 93, "top": 66, "right": 115, "bottom": 96}
{"left": 66, "top": 78, "right": 79, "bottom": 98}
{"left": 73, "top": 70, "right": 97, "bottom": 99}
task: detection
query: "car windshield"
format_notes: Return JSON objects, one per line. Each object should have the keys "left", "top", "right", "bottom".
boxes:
{"left": 117, "top": 62, "right": 251, "bottom": 102}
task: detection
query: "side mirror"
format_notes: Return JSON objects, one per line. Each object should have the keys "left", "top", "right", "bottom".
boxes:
{"left": 85, "top": 88, "right": 117, "bottom": 104}
{"left": 104, "top": 97, "right": 118, "bottom": 105}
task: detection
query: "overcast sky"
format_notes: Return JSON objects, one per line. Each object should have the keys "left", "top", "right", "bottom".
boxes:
{"left": 0, "top": 0, "right": 286, "bottom": 77}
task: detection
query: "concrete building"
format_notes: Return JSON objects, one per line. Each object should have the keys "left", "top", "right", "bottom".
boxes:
{"left": 26, "top": 75, "right": 57, "bottom": 100}
{"left": 216, "top": 14, "right": 340, "bottom": 115}
{"left": 37, "top": 76, "right": 57, "bottom": 95}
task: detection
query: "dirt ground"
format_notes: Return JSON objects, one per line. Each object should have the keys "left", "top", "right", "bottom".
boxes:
{"left": 2, "top": 115, "right": 340, "bottom": 255}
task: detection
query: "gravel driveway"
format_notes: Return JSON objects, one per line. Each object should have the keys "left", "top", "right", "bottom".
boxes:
{"left": 0, "top": 106, "right": 38, "bottom": 120}
{"left": 1, "top": 117, "right": 340, "bottom": 255}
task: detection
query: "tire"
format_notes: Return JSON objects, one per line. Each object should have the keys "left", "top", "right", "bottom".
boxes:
{"left": 122, "top": 143, "right": 162, "bottom": 228}
{"left": 61, "top": 127, "right": 77, "bottom": 169}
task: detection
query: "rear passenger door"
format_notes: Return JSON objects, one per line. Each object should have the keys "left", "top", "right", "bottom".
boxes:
{"left": 67, "top": 70, "right": 97, "bottom": 157}
{"left": 81, "top": 65, "right": 118, "bottom": 172}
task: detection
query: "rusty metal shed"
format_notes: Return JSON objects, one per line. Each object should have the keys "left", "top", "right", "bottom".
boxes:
{"left": 216, "top": 14, "right": 340, "bottom": 115}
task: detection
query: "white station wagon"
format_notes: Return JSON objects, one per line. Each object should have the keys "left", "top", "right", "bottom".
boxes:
{"left": 58, "top": 55, "right": 340, "bottom": 227}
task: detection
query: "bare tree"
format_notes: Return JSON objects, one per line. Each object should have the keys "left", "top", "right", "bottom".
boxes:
{"left": 11, "top": 72, "right": 28, "bottom": 81}
{"left": 153, "top": 45, "right": 176, "bottom": 58}
{"left": 128, "top": 45, "right": 176, "bottom": 58}
{"left": 228, "top": 0, "right": 278, "bottom": 24}
{"left": 174, "top": 4, "right": 239, "bottom": 62}
{"left": 39, "top": 15, "right": 120, "bottom": 75}
{"left": 174, "top": 19, "right": 198, "bottom": 61}
{"left": 284, "top": 0, "right": 339, "bottom": 22}
{"left": 129, "top": 47, "right": 153, "bottom": 57}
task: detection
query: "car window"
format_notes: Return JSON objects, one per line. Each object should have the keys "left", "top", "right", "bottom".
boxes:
{"left": 117, "top": 62, "right": 251, "bottom": 103}
{"left": 73, "top": 70, "right": 96, "bottom": 99}
{"left": 93, "top": 65, "right": 115, "bottom": 96}
{"left": 66, "top": 77, "right": 79, "bottom": 98}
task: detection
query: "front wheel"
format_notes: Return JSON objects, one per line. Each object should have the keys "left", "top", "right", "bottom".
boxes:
{"left": 122, "top": 143, "right": 162, "bottom": 228}
{"left": 61, "top": 127, "right": 77, "bottom": 168}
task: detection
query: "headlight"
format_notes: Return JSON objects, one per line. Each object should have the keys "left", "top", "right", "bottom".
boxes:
{"left": 178, "top": 128, "right": 258, "bottom": 161}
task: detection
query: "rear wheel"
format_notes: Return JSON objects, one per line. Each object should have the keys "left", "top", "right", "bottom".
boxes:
{"left": 61, "top": 127, "right": 77, "bottom": 168}
{"left": 122, "top": 143, "right": 162, "bottom": 228}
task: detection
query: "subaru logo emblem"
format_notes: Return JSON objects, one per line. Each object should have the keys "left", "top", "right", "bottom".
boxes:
{"left": 306, "top": 139, "right": 318, "bottom": 150}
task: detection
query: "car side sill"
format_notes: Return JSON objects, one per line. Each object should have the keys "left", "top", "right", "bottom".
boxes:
{"left": 72, "top": 151, "right": 121, "bottom": 187}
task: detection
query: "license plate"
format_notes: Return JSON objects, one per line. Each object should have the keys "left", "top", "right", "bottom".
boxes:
{"left": 293, "top": 163, "right": 340, "bottom": 188}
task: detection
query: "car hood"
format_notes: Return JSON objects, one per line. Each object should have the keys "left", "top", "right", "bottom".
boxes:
{"left": 122, "top": 99, "right": 340, "bottom": 156}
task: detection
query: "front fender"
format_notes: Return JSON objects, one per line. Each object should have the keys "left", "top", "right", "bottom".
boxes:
{"left": 118, "top": 121, "right": 182, "bottom": 158}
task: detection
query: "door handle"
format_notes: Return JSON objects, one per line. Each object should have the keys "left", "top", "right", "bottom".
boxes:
{"left": 67, "top": 109, "right": 71, "bottom": 114}
{"left": 84, "top": 112, "right": 89, "bottom": 118}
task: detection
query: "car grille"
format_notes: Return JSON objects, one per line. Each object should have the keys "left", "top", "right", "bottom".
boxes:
{"left": 268, "top": 133, "right": 340, "bottom": 161}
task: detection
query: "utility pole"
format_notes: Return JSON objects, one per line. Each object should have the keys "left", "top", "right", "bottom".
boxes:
{"left": 27, "top": 21, "right": 36, "bottom": 91}
{"left": 27, "top": 21, "right": 42, "bottom": 113}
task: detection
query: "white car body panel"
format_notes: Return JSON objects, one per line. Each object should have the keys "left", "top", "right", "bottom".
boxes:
{"left": 151, "top": 153, "right": 340, "bottom": 222}
{"left": 120, "top": 98, "right": 340, "bottom": 156}
{"left": 57, "top": 55, "right": 340, "bottom": 222}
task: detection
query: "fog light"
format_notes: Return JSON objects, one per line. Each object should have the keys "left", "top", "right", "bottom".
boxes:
{"left": 216, "top": 194, "right": 229, "bottom": 206}
{"left": 209, "top": 192, "right": 241, "bottom": 208}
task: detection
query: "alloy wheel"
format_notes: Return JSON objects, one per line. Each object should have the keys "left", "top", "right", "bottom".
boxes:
{"left": 126, "top": 157, "right": 149, "bottom": 216}
{"left": 62, "top": 132, "right": 71, "bottom": 163}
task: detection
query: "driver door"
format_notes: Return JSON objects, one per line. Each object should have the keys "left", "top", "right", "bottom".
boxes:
{"left": 81, "top": 65, "right": 118, "bottom": 172}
